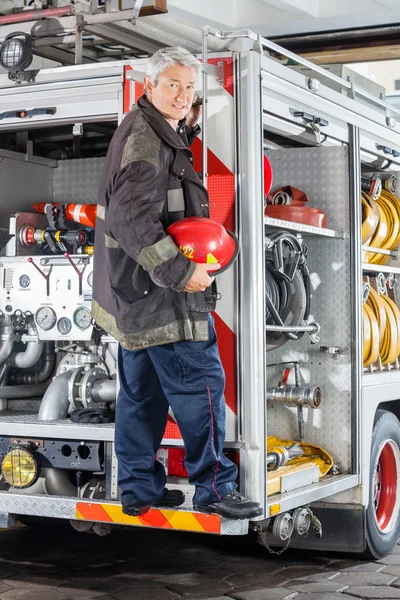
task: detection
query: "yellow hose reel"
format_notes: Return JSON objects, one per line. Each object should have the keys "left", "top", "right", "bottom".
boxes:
{"left": 363, "top": 286, "right": 400, "bottom": 367}
{"left": 362, "top": 187, "right": 400, "bottom": 264}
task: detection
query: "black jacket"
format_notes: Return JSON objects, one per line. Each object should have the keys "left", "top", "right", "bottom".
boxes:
{"left": 92, "top": 95, "right": 214, "bottom": 350}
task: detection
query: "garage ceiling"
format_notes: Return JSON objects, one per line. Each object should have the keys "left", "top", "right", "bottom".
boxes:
{"left": 163, "top": 0, "right": 400, "bottom": 37}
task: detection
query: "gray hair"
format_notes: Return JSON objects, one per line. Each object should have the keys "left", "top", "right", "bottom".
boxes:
{"left": 146, "top": 46, "right": 201, "bottom": 86}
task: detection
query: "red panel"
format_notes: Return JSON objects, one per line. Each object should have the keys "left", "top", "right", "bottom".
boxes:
{"left": 190, "top": 138, "right": 235, "bottom": 232}
{"left": 164, "top": 418, "right": 182, "bottom": 440}
{"left": 209, "top": 57, "right": 234, "bottom": 97}
{"left": 135, "top": 82, "right": 145, "bottom": 103}
{"left": 123, "top": 66, "right": 133, "bottom": 113}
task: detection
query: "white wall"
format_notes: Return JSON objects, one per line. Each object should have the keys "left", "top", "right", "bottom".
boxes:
{"left": 350, "top": 60, "right": 400, "bottom": 96}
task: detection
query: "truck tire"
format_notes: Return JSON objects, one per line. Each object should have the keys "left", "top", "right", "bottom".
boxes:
{"left": 364, "top": 409, "right": 400, "bottom": 559}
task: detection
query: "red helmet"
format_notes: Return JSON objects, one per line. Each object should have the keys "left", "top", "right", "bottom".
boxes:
{"left": 167, "top": 216, "right": 239, "bottom": 275}
{"left": 264, "top": 155, "right": 273, "bottom": 197}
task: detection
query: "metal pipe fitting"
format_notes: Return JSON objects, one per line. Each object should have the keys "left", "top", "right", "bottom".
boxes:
{"left": 45, "top": 468, "right": 77, "bottom": 497}
{"left": 267, "top": 443, "right": 304, "bottom": 471}
{"left": 38, "top": 369, "right": 77, "bottom": 421}
{"left": 267, "top": 385, "right": 322, "bottom": 408}
{"left": 9, "top": 342, "right": 55, "bottom": 384}
{"left": 7, "top": 336, "right": 44, "bottom": 369}
{"left": 0, "top": 321, "right": 14, "bottom": 366}
{"left": 0, "top": 383, "right": 50, "bottom": 399}
{"left": 92, "top": 378, "right": 116, "bottom": 403}
{"left": 265, "top": 323, "right": 319, "bottom": 334}
{"left": 272, "top": 513, "right": 294, "bottom": 541}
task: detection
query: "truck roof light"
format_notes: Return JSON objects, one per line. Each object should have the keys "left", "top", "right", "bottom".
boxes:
{"left": 0, "top": 32, "right": 33, "bottom": 73}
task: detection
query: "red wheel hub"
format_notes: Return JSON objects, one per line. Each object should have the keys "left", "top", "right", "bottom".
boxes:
{"left": 374, "top": 441, "right": 399, "bottom": 532}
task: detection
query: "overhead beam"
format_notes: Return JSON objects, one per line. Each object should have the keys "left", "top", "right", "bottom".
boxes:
{"left": 83, "top": 22, "right": 164, "bottom": 54}
{"left": 301, "top": 45, "right": 400, "bottom": 64}
{"left": 33, "top": 46, "right": 96, "bottom": 64}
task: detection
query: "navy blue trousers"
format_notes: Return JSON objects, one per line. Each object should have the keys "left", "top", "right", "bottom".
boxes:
{"left": 115, "top": 314, "right": 238, "bottom": 507}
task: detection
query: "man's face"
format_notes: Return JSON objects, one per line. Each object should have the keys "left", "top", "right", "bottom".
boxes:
{"left": 145, "top": 64, "right": 197, "bottom": 126}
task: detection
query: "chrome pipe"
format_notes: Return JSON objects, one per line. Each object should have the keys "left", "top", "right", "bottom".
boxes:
{"left": 0, "top": 383, "right": 49, "bottom": 399}
{"left": 265, "top": 323, "right": 319, "bottom": 333}
{"left": 267, "top": 385, "right": 322, "bottom": 409}
{"left": 92, "top": 378, "right": 116, "bottom": 402}
{"left": 201, "top": 27, "right": 209, "bottom": 189}
{"left": 38, "top": 369, "right": 76, "bottom": 421}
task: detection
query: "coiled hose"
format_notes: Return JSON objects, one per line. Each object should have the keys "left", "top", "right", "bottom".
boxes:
{"left": 362, "top": 184, "right": 400, "bottom": 265}
{"left": 364, "top": 286, "right": 400, "bottom": 367}
{"left": 265, "top": 231, "right": 311, "bottom": 351}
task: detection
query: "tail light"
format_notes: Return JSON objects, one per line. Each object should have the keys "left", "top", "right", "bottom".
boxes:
{"left": 157, "top": 448, "right": 239, "bottom": 479}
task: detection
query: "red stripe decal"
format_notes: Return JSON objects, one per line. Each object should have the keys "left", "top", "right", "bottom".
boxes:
{"left": 194, "top": 512, "right": 221, "bottom": 533}
{"left": 77, "top": 503, "right": 113, "bottom": 523}
{"left": 138, "top": 510, "right": 173, "bottom": 529}
{"left": 123, "top": 66, "right": 133, "bottom": 113}
{"left": 213, "top": 312, "right": 237, "bottom": 415}
{"left": 209, "top": 57, "right": 234, "bottom": 97}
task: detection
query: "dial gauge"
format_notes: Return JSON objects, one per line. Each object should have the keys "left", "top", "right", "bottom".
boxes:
{"left": 73, "top": 306, "right": 92, "bottom": 330}
{"left": 19, "top": 274, "right": 30, "bottom": 288}
{"left": 57, "top": 317, "right": 72, "bottom": 335}
{"left": 35, "top": 307, "right": 56, "bottom": 331}
{"left": 87, "top": 272, "right": 93, "bottom": 288}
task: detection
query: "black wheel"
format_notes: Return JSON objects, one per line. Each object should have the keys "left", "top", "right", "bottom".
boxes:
{"left": 364, "top": 409, "right": 400, "bottom": 559}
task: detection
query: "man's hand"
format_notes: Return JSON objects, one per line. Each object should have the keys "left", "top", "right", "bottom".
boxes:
{"left": 184, "top": 263, "right": 220, "bottom": 293}
{"left": 185, "top": 94, "right": 202, "bottom": 128}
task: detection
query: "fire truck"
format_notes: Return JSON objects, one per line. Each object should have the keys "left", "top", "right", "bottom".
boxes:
{"left": 0, "top": 22, "right": 399, "bottom": 559}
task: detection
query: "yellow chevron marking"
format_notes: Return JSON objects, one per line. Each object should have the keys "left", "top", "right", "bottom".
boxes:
{"left": 165, "top": 510, "right": 205, "bottom": 532}
{"left": 103, "top": 504, "right": 143, "bottom": 525}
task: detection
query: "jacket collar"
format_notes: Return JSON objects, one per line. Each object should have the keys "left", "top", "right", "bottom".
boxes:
{"left": 137, "top": 95, "right": 188, "bottom": 151}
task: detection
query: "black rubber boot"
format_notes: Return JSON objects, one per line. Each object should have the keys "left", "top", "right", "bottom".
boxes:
{"left": 122, "top": 489, "right": 185, "bottom": 516}
{"left": 193, "top": 490, "right": 263, "bottom": 519}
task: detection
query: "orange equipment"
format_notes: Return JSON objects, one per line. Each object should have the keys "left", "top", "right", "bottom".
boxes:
{"left": 32, "top": 203, "right": 97, "bottom": 228}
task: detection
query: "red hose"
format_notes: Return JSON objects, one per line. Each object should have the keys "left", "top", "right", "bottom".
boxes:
{"left": 0, "top": 6, "right": 73, "bottom": 26}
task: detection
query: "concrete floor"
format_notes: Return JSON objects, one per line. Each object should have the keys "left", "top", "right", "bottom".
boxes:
{"left": 0, "top": 519, "right": 398, "bottom": 599}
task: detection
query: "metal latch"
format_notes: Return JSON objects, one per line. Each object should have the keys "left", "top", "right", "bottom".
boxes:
{"left": 376, "top": 144, "right": 400, "bottom": 158}
{"left": 290, "top": 109, "right": 329, "bottom": 144}
{"left": 291, "top": 111, "right": 329, "bottom": 127}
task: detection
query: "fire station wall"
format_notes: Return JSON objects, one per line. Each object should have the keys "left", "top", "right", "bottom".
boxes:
{"left": 265, "top": 146, "right": 352, "bottom": 474}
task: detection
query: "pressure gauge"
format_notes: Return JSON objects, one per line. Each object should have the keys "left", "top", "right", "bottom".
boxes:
{"left": 35, "top": 307, "right": 56, "bottom": 331}
{"left": 57, "top": 317, "right": 72, "bottom": 335}
{"left": 87, "top": 272, "right": 93, "bottom": 288}
{"left": 73, "top": 306, "right": 92, "bottom": 330}
{"left": 19, "top": 274, "right": 30, "bottom": 288}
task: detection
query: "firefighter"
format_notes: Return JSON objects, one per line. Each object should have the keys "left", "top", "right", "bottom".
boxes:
{"left": 92, "top": 47, "right": 262, "bottom": 520}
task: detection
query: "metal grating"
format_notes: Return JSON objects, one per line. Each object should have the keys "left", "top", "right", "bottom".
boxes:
{"left": 53, "top": 157, "right": 105, "bottom": 204}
